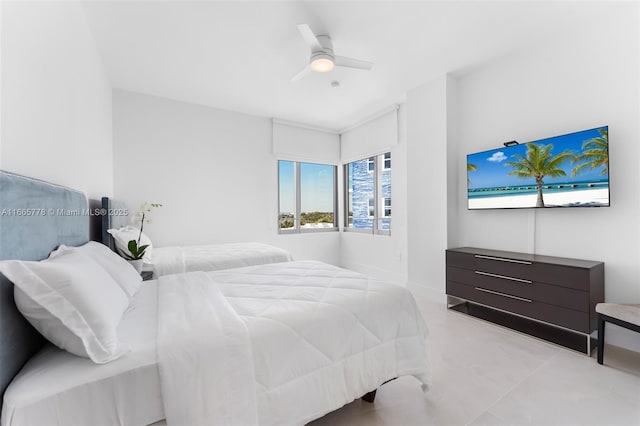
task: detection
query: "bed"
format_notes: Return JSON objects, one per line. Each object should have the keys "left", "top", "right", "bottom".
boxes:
{"left": 0, "top": 171, "right": 430, "bottom": 426}
{"left": 101, "top": 197, "right": 294, "bottom": 277}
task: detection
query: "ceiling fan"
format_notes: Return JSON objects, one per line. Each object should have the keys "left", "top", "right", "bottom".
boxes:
{"left": 291, "top": 24, "right": 373, "bottom": 82}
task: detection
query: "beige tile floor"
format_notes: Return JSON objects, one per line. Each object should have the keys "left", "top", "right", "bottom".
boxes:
{"left": 309, "top": 287, "right": 640, "bottom": 426}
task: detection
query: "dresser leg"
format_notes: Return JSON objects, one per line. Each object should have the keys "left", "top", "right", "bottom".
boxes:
{"left": 586, "top": 335, "right": 589, "bottom": 355}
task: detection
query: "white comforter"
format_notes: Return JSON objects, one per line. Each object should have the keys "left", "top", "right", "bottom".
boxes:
{"left": 157, "top": 260, "right": 429, "bottom": 426}
{"left": 152, "top": 242, "right": 294, "bottom": 277}
{"left": 158, "top": 272, "right": 258, "bottom": 426}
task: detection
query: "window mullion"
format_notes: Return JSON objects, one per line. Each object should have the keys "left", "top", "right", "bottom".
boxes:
{"left": 343, "top": 164, "right": 348, "bottom": 231}
{"left": 333, "top": 166, "right": 339, "bottom": 229}
{"left": 372, "top": 155, "right": 379, "bottom": 235}
{"left": 294, "top": 161, "right": 301, "bottom": 232}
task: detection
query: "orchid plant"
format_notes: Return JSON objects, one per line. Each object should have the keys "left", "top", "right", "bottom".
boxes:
{"left": 122, "top": 202, "right": 162, "bottom": 260}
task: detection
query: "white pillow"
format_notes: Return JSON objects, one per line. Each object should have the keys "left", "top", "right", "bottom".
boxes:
{"left": 107, "top": 226, "right": 153, "bottom": 264}
{"left": 51, "top": 241, "right": 142, "bottom": 301}
{"left": 0, "top": 250, "right": 129, "bottom": 363}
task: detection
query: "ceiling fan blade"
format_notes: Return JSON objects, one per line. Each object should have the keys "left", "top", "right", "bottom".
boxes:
{"left": 334, "top": 56, "right": 373, "bottom": 70}
{"left": 290, "top": 64, "right": 312, "bottom": 82}
{"left": 297, "top": 24, "right": 322, "bottom": 51}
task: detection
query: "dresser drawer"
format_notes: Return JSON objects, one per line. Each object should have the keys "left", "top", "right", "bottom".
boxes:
{"left": 446, "top": 281, "right": 590, "bottom": 333}
{"left": 446, "top": 250, "right": 535, "bottom": 281}
{"left": 447, "top": 248, "right": 602, "bottom": 289}
{"left": 531, "top": 263, "right": 590, "bottom": 291}
{"left": 447, "top": 266, "right": 589, "bottom": 312}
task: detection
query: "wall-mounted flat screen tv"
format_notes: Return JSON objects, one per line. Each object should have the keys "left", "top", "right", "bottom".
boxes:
{"left": 467, "top": 126, "right": 609, "bottom": 210}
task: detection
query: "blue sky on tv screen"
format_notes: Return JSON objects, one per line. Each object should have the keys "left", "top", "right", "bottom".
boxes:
{"left": 467, "top": 126, "right": 608, "bottom": 190}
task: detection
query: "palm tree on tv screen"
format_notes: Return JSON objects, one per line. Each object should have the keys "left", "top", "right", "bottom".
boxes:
{"left": 467, "top": 162, "right": 478, "bottom": 184}
{"left": 571, "top": 128, "right": 608, "bottom": 177}
{"left": 505, "top": 143, "right": 573, "bottom": 207}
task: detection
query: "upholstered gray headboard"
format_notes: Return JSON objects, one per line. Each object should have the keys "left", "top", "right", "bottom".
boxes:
{"left": 0, "top": 170, "right": 89, "bottom": 403}
{"left": 101, "top": 197, "right": 129, "bottom": 252}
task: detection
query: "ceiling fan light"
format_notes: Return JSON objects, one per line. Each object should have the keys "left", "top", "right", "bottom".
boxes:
{"left": 310, "top": 54, "right": 335, "bottom": 73}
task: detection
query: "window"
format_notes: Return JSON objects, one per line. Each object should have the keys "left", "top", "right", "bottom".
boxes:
{"left": 368, "top": 198, "right": 375, "bottom": 218}
{"left": 383, "top": 197, "right": 392, "bottom": 217}
{"left": 367, "top": 157, "right": 375, "bottom": 173}
{"left": 344, "top": 152, "right": 391, "bottom": 234}
{"left": 346, "top": 158, "right": 374, "bottom": 230}
{"left": 379, "top": 156, "right": 391, "bottom": 231}
{"left": 278, "top": 160, "right": 337, "bottom": 233}
{"left": 278, "top": 161, "right": 295, "bottom": 230}
{"left": 383, "top": 152, "right": 391, "bottom": 170}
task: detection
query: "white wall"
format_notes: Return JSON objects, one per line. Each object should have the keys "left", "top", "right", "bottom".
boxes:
{"left": 113, "top": 90, "right": 341, "bottom": 265}
{"left": 454, "top": 4, "right": 639, "bottom": 351}
{"left": 406, "top": 75, "right": 457, "bottom": 291}
{"left": 0, "top": 2, "right": 113, "bottom": 198}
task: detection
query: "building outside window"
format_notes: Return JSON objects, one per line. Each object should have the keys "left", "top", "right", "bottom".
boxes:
{"left": 367, "top": 157, "right": 375, "bottom": 173}
{"left": 368, "top": 198, "right": 375, "bottom": 218}
{"left": 383, "top": 197, "right": 392, "bottom": 217}
{"left": 278, "top": 160, "right": 337, "bottom": 233}
{"left": 345, "top": 152, "right": 391, "bottom": 234}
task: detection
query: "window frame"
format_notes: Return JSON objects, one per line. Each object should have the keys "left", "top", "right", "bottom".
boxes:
{"left": 343, "top": 152, "right": 391, "bottom": 236}
{"left": 278, "top": 160, "right": 338, "bottom": 234}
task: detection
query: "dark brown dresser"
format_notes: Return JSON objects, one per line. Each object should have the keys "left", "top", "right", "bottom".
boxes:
{"left": 446, "top": 247, "right": 604, "bottom": 353}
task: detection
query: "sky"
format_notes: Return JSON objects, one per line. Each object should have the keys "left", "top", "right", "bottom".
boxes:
{"left": 467, "top": 126, "right": 608, "bottom": 189}
{"left": 279, "top": 161, "right": 335, "bottom": 213}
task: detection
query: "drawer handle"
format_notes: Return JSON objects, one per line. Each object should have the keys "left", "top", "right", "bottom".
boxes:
{"left": 474, "top": 254, "right": 532, "bottom": 265}
{"left": 475, "top": 287, "right": 533, "bottom": 303}
{"left": 474, "top": 270, "right": 532, "bottom": 284}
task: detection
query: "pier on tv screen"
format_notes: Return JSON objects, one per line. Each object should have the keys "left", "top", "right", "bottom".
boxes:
{"left": 467, "top": 126, "right": 609, "bottom": 210}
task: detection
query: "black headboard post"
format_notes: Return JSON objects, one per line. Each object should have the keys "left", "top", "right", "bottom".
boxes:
{"left": 88, "top": 198, "right": 103, "bottom": 243}
{"left": 0, "top": 170, "right": 89, "bottom": 404}
{"left": 101, "top": 196, "right": 114, "bottom": 251}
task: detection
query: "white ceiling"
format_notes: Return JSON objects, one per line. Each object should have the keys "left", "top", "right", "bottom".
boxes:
{"left": 82, "top": 1, "right": 608, "bottom": 131}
